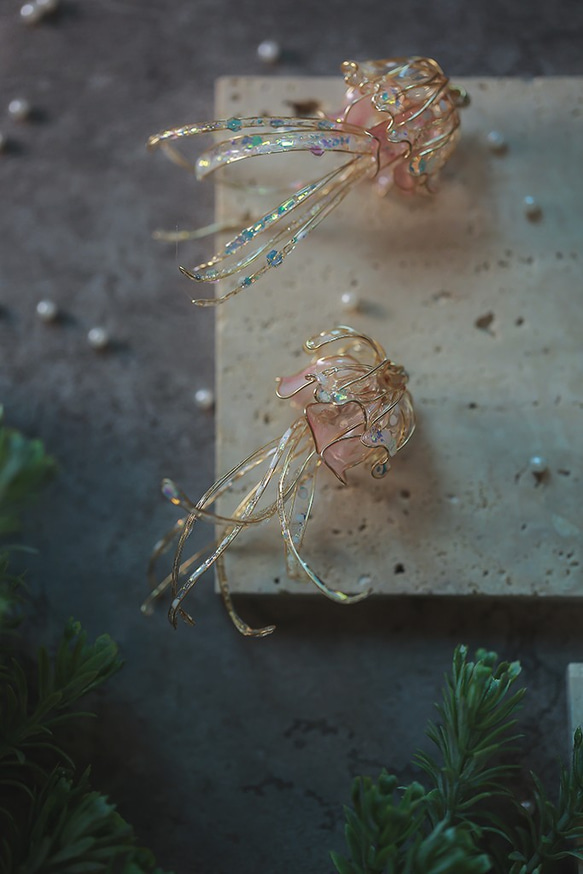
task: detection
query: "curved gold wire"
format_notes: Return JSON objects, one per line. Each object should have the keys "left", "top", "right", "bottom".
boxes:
{"left": 145, "top": 326, "right": 415, "bottom": 636}
{"left": 147, "top": 57, "right": 466, "bottom": 304}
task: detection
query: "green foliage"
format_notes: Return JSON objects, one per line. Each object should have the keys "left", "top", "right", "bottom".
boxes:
{"left": 8, "top": 768, "right": 167, "bottom": 874}
{"left": 0, "top": 407, "right": 57, "bottom": 536}
{"left": 332, "top": 645, "right": 583, "bottom": 874}
{"left": 0, "top": 412, "right": 171, "bottom": 874}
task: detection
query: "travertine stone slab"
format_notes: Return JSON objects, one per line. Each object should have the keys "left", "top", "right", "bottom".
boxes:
{"left": 208, "top": 76, "right": 583, "bottom": 597}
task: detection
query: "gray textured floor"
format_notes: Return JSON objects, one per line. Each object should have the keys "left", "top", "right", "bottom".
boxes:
{"left": 1, "top": 1, "right": 582, "bottom": 872}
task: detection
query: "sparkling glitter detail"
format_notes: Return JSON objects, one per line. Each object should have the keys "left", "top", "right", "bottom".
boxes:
{"left": 266, "top": 249, "right": 283, "bottom": 267}
{"left": 162, "top": 480, "right": 181, "bottom": 504}
{"left": 146, "top": 61, "right": 463, "bottom": 303}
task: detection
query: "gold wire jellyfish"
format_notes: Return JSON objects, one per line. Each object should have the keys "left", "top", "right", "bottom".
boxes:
{"left": 142, "top": 326, "right": 415, "bottom": 637}
{"left": 147, "top": 56, "right": 468, "bottom": 306}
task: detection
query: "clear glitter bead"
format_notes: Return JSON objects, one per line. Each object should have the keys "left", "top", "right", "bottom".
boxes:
{"left": 162, "top": 479, "right": 181, "bottom": 503}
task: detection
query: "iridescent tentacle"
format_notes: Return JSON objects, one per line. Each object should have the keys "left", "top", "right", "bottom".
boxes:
{"left": 183, "top": 154, "right": 376, "bottom": 305}
{"left": 168, "top": 420, "right": 307, "bottom": 628}
{"left": 276, "top": 448, "right": 372, "bottom": 604}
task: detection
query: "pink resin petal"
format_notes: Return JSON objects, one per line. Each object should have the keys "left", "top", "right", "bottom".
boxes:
{"left": 305, "top": 401, "right": 368, "bottom": 482}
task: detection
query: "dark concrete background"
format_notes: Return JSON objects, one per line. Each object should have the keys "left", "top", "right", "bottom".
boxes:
{"left": 1, "top": 1, "right": 582, "bottom": 872}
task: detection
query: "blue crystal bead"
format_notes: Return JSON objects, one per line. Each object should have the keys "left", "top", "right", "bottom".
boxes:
{"left": 266, "top": 249, "right": 283, "bottom": 267}
{"left": 226, "top": 117, "right": 242, "bottom": 131}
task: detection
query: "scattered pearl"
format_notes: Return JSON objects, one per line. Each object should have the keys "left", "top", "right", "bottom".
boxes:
{"left": 529, "top": 455, "right": 548, "bottom": 475}
{"left": 87, "top": 326, "right": 110, "bottom": 350}
{"left": 523, "top": 195, "right": 542, "bottom": 221}
{"left": 8, "top": 98, "right": 31, "bottom": 122}
{"left": 340, "top": 290, "right": 361, "bottom": 312}
{"left": 486, "top": 130, "right": 507, "bottom": 154}
{"left": 36, "top": 0, "right": 60, "bottom": 12}
{"left": 257, "top": 39, "right": 281, "bottom": 64}
{"left": 20, "top": 2, "right": 43, "bottom": 24}
{"left": 36, "top": 299, "right": 58, "bottom": 322}
{"left": 194, "top": 387, "right": 215, "bottom": 411}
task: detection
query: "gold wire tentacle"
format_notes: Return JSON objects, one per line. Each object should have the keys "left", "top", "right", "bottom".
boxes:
{"left": 167, "top": 421, "right": 307, "bottom": 628}
{"left": 146, "top": 326, "right": 415, "bottom": 635}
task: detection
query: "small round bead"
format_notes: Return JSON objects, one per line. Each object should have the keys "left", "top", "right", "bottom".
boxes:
{"left": 87, "top": 326, "right": 109, "bottom": 350}
{"left": 36, "top": 299, "right": 58, "bottom": 322}
{"left": 36, "top": 0, "right": 60, "bottom": 12}
{"left": 20, "top": 2, "right": 43, "bottom": 24}
{"left": 529, "top": 455, "right": 548, "bottom": 475}
{"left": 8, "top": 98, "right": 31, "bottom": 122}
{"left": 523, "top": 195, "right": 542, "bottom": 221}
{"left": 256, "top": 39, "right": 281, "bottom": 64}
{"left": 340, "top": 290, "right": 361, "bottom": 313}
{"left": 486, "top": 130, "right": 507, "bottom": 153}
{"left": 194, "top": 387, "right": 215, "bottom": 411}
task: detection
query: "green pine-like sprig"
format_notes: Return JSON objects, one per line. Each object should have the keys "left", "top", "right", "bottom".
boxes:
{"left": 0, "top": 407, "right": 58, "bottom": 537}
{"left": 332, "top": 645, "right": 583, "bottom": 874}
{"left": 0, "top": 412, "right": 172, "bottom": 874}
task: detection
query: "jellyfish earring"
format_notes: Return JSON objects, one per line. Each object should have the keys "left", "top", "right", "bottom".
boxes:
{"left": 147, "top": 56, "right": 468, "bottom": 306}
{"left": 142, "top": 326, "right": 415, "bottom": 637}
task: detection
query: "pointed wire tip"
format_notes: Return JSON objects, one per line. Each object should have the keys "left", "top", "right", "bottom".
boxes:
{"left": 178, "top": 265, "right": 198, "bottom": 280}
{"left": 192, "top": 296, "right": 221, "bottom": 307}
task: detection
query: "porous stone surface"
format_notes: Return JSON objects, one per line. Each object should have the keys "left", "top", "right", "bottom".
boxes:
{"left": 215, "top": 76, "right": 582, "bottom": 599}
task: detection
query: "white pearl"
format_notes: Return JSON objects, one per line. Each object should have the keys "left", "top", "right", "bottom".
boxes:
{"left": 529, "top": 455, "right": 548, "bottom": 475}
{"left": 87, "top": 326, "right": 109, "bottom": 350}
{"left": 20, "top": 2, "right": 43, "bottom": 24}
{"left": 36, "top": 0, "right": 60, "bottom": 12}
{"left": 256, "top": 39, "right": 281, "bottom": 64}
{"left": 486, "top": 130, "right": 507, "bottom": 153}
{"left": 523, "top": 195, "right": 542, "bottom": 221}
{"left": 8, "top": 98, "right": 31, "bottom": 121}
{"left": 194, "top": 387, "right": 214, "bottom": 411}
{"left": 340, "top": 290, "right": 360, "bottom": 312}
{"left": 36, "top": 299, "right": 58, "bottom": 322}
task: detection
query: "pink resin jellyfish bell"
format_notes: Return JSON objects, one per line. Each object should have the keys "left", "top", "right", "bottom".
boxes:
{"left": 143, "top": 327, "right": 415, "bottom": 637}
